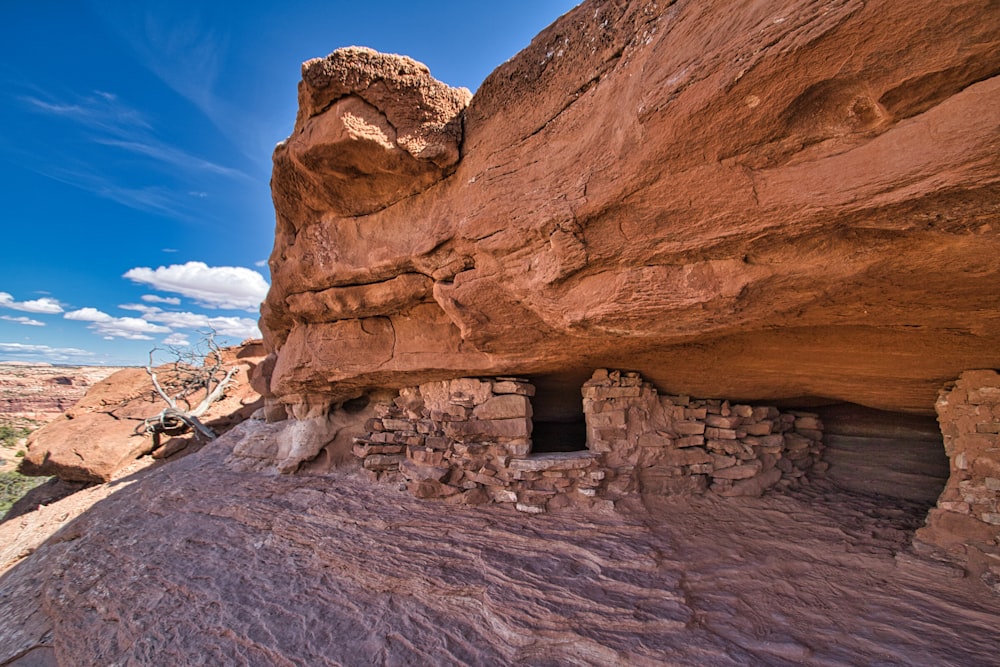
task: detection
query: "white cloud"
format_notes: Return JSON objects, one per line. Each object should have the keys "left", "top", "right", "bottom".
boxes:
{"left": 105, "top": 303, "right": 261, "bottom": 340}
{"left": 162, "top": 333, "right": 191, "bottom": 346}
{"left": 65, "top": 307, "right": 170, "bottom": 340}
{"left": 141, "top": 294, "right": 181, "bottom": 305}
{"left": 254, "top": 259, "right": 267, "bottom": 267}
{"left": 123, "top": 261, "right": 269, "bottom": 311}
{"left": 119, "top": 303, "right": 159, "bottom": 314}
{"left": 138, "top": 307, "right": 261, "bottom": 339}
{"left": 64, "top": 307, "right": 112, "bottom": 322}
{"left": 0, "top": 292, "right": 64, "bottom": 314}
{"left": 0, "top": 315, "right": 45, "bottom": 326}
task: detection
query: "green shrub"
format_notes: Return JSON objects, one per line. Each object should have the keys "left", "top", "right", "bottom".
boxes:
{"left": 0, "top": 471, "right": 49, "bottom": 518}
{"left": 0, "top": 424, "right": 31, "bottom": 448}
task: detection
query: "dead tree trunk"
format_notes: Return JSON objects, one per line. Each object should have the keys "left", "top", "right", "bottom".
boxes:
{"left": 137, "top": 333, "right": 239, "bottom": 446}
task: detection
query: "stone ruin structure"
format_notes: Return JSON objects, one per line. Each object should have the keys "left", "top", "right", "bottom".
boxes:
{"left": 917, "top": 371, "right": 1000, "bottom": 580}
{"left": 252, "top": 0, "right": 1000, "bottom": 582}
{"left": 354, "top": 369, "right": 823, "bottom": 513}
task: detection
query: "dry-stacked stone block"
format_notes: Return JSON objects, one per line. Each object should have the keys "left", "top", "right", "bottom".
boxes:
{"left": 354, "top": 369, "right": 825, "bottom": 513}
{"left": 582, "top": 369, "right": 824, "bottom": 499}
{"left": 353, "top": 377, "right": 603, "bottom": 513}
{"left": 918, "top": 370, "right": 1000, "bottom": 590}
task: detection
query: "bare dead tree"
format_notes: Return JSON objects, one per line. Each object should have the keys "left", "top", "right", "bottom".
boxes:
{"left": 136, "top": 332, "right": 239, "bottom": 448}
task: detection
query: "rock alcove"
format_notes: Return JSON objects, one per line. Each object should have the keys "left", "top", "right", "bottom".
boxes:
{"left": 253, "top": 0, "right": 1000, "bottom": 580}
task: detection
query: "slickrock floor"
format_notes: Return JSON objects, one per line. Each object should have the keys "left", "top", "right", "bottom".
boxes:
{"left": 1, "top": 422, "right": 998, "bottom": 666}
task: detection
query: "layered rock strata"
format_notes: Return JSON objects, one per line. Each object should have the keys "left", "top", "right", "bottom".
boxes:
{"left": 262, "top": 0, "right": 1000, "bottom": 418}
{"left": 0, "top": 364, "right": 125, "bottom": 423}
{"left": 354, "top": 369, "right": 823, "bottom": 512}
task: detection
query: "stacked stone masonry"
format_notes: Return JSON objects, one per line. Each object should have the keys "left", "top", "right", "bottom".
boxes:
{"left": 929, "top": 370, "right": 1000, "bottom": 539}
{"left": 354, "top": 369, "right": 824, "bottom": 513}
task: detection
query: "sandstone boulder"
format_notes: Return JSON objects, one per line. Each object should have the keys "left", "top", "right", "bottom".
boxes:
{"left": 262, "top": 0, "right": 1000, "bottom": 417}
{"left": 20, "top": 343, "right": 265, "bottom": 482}
{"left": 18, "top": 409, "right": 150, "bottom": 483}
{"left": 272, "top": 46, "right": 471, "bottom": 222}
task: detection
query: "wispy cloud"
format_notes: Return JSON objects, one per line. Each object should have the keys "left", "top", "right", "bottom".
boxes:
{"left": 0, "top": 291, "right": 63, "bottom": 314}
{"left": 22, "top": 89, "right": 247, "bottom": 181}
{"left": 123, "top": 261, "right": 269, "bottom": 311}
{"left": 0, "top": 315, "right": 45, "bottom": 327}
{"left": 0, "top": 342, "right": 95, "bottom": 364}
{"left": 20, "top": 89, "right": 151, "bottom": 135}
{"left": 29, "top": 163, "right": 187, "bottom": 218}
{"left": 94, "top": 138, "right": 248, "bottom": 179}
{"left": 141, "top": 294, "right": 181, "bottom": 305}
{"left": 134, "top": 10, "right": 228, "bottom": 126}
{"left": 94, "top": 182, "right": 181, "bottom": 217}
{"left": 90, "top": 5, "right": 273, "bottom": 171}
{"left": 19, "top": 83, "right": 249, "bottom": 220}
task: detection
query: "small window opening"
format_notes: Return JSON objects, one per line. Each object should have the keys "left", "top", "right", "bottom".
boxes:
{"left": 532, "top": 419, "right": 588, "bottom": 453}
{"left": 529, "top": 373, "right": 589, "bottom": 453}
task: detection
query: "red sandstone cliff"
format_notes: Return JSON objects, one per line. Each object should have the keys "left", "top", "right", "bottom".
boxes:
{"left": 261, "top": 0, "right": 1000, "bottom": 417}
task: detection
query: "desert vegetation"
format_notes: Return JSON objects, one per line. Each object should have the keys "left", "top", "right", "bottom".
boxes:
{"left": 0, "top": 419, "right": 46, "bottom": 518}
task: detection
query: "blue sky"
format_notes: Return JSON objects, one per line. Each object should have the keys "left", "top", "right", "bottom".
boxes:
{"left": 0, "top": 1, "right": 577, "bottom": 366}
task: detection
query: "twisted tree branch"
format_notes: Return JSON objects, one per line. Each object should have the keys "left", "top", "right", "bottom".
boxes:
{"left": 137, "top": 331, "right": 238, "bottom": 446}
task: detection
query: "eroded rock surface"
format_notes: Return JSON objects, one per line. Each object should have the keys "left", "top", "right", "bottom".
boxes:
{"left": 272, "top": 46, "right": 471, "bottom": 222}
{"left": 262, "top": 0, "right": 1000, "bottom": 417}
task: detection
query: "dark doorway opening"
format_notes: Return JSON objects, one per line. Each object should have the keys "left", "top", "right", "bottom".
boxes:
{"left": 529, "top": 373, "right": 590, "bottom": 453}
{"left": 814, "top": 403, "right": 948, "bottom": 508}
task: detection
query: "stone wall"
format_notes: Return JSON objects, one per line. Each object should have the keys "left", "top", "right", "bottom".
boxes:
{"left": 917, "top": 370, "right": 1000, "bottom": 589}
{"left": 582, "top": 369, "right": 825, "bottom": 498}
{"left": 353, "top": 369, "right": 824, "bottom": 513}
{"left": 353, "top": 377, "right": 604, "bottom": 514}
